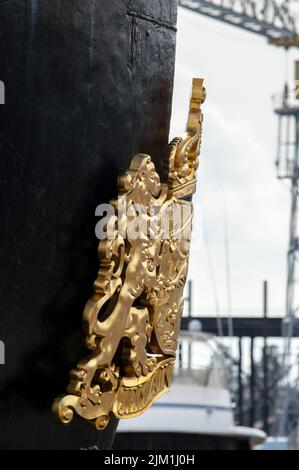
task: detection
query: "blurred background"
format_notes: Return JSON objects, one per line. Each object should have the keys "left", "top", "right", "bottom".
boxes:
{"left": 114, "top": 1, "right": 299, "bottom": 450}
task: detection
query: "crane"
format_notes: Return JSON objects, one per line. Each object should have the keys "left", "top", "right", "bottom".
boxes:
{"left": 179, "top": 0, "right": 298, "bottom": 46}
{"left": 178, "top": 0, "right": 299, "bottom": 441}
{"left": 272, "top": 64, "right": 299, "bottom": 440}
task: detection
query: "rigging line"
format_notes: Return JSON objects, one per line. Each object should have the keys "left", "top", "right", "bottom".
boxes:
{"left": 222, "top": 189, "right": 234, "bottom": 338}
{"left": 204, "top": 235, "right": 224, "bottom": 337}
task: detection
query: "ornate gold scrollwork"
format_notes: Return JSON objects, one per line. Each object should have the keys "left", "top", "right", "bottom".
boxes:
{"left": 53, "top": 78, "right": 206, "bottom": 429}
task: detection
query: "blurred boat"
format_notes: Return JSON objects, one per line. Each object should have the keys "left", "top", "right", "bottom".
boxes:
{"left": 114, "top": 331, "right": 266, "bottom": 450}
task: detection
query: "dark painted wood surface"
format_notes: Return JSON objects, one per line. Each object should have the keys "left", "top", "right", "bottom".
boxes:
{"left": 0, "top": 0, "right": 177, "bottom": 449}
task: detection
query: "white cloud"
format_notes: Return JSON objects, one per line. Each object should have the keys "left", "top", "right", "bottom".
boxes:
{"left": 171, "top": 7, "right": 292, "bottom": 317}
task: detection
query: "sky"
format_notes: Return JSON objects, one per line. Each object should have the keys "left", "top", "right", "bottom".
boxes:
{"left": 170, "top": 6, "right": 299, "bottom": 319}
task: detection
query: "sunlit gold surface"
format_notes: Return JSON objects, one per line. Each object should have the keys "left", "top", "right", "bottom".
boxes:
{"left": 53, "top": 78, "right": 205, "bottom": 429}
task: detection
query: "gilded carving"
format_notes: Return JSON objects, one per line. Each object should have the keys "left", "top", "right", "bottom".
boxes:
{"left": 53, "top": 78, "right": 205, "bottom": 429}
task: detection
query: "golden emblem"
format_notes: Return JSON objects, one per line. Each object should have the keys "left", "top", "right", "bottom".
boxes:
{"left": 53, "top": 78, "right": 206, "bottom": 429}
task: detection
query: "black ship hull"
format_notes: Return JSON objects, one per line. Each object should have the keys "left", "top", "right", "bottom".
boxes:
{"left": 0, "top": 1, "right": 178, "bottom": 449}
